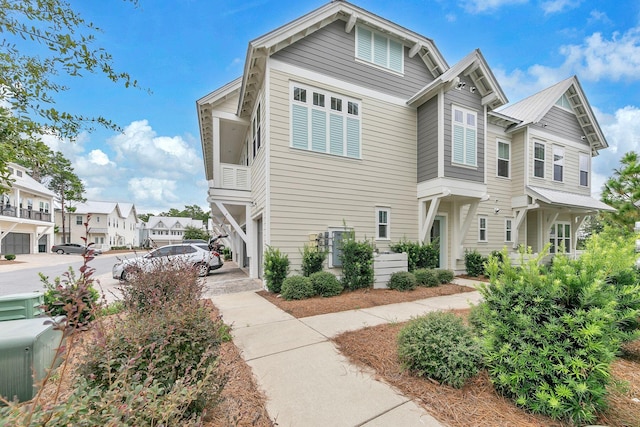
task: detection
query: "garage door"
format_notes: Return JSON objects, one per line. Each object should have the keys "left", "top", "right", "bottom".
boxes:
{"left": 1, "top": 233, "right": 31, "bottom": 254}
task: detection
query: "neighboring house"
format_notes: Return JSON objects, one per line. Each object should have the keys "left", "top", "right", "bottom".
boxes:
{"left": 141, "top": 216, "right": 206, "bottom": 248}
{"left": 0, "top": 163, "right": 55, "bottom": 254}
{"left": 54, "top": 201, "right": 139, "bottom": 250}
{"left": 196, "top": 0, "right": 613, "bottom": 278}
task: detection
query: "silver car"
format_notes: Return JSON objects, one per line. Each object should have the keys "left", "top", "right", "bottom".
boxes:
{"left": 51, "top": 243, "right": 102, "bottom": 255}
{"left": 112, "top": 243, "right": 223, "bottom": 280}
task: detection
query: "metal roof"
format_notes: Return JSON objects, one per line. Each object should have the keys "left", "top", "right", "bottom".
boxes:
{"left": 527, "top": 186, "right": 615, "bottom": 212}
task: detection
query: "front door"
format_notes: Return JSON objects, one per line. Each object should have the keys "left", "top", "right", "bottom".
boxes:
{"left": 430, "top": 215, "right": 446, "bottom": 269}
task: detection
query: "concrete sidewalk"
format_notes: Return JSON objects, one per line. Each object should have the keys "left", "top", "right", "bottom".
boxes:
{"left": 211, "top": 283, "right": 483, "bottom": 427}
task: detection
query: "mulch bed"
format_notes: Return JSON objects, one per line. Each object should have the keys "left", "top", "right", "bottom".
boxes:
{"left": 257, "top": 283, "right": 476, "bottom": 318}
{"left": 332, "top": 309, "right": 640, "bottom": 427}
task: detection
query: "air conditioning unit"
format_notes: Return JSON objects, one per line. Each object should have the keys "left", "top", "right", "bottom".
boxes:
{"left": 0, "top": 317, "right": 64, "bottom": 402}
{"left": 0, "top": 292, "right": 45, "bottom": 322}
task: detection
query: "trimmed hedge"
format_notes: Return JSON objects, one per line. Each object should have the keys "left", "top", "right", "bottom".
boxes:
{"left": 280, "top": 275, "right": 315, "bottom": 300}
{"left": 414, "top": 269, "right": 439, "bottom": 287}
{"left": 308, "top": 271, "right": 343, "bottom": 297}
{"left": 387, "top": 271, "right": 416, "bottom": 291}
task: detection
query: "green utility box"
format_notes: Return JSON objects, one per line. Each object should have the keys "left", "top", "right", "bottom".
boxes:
{"left": 0, "top": 317, "right": 63, "bottom": 402}
{"left": 0, "top": 292, "right": 45, "bottom": 322}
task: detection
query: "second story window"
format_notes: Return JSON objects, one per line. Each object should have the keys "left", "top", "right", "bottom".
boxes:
{"left": 355, "top": 25, "right": 403, "bottom": 74}
{"left": 579, "top": 153, "right": 590, "bottom": 187}
{"left": 76, "top": 215, "right": 83, "bottom": 225}
{"left": 452, "top": 106, "right": 477, "bottom": 167}
{"left": 553, "top": 146, "right": 564, "bottom": 182}
{"left": 252, "top": 103, "right": 261, "bottom": 158}
{"left": 497, "top": 140, "right": 510, "bottom": 178}
{"left": 534, "top": 142, "right": 545, "bottom": 178}
{"left": 291, "top": 83, "right": 361, "bottom": 159}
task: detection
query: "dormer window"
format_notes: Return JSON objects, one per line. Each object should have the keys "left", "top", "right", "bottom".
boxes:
{"left": 355, "top": 25, "right": 403, "bottom": 74}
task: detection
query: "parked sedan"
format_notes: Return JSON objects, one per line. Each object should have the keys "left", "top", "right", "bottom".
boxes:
{"left": 51, "top": 243, "right": 102, "bottom": 255}
{"left": 112, "top": 243, "right": 223, "bottom": 280}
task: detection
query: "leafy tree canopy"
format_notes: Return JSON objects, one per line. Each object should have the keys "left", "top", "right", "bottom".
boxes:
{"left": 183, "top": 226, "right": 210, "bottom": 241}
{"left": 601, "top": 151, "right": 640, "bottom": 233}
{"left": 158, "top": 205, "right": 210, "bottom": 223}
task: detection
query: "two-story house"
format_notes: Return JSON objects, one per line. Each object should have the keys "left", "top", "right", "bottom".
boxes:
{"left": 141, "top": 216, "right": 206, "bottom": 248}
{"left": 54, "top": 200, "right": 139, "bottom": 250}
{"left": 196, "top": 0, "right": 613, "bottom": 278}
{"left": 0, "top": 163, "right": 55, "bottom": 254}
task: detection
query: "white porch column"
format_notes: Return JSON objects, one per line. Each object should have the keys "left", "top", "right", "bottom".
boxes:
{"left": 14, "top": 188, "right": 21, "bottom": 217}
{"left": 212, "top": 115, "right": 221, "bottom": 187}
{"left": 246, "top": 204, "right": 258, "bottom": 279}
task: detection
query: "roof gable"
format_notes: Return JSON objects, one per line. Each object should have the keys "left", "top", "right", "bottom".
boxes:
{"left": 497, "top": 76, "right": 607, "bottom": 154}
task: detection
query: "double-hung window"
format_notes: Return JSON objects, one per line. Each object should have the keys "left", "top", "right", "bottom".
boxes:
{"left": 355, "top": 26, "right": 403, "bottom": 74}
{"left": 252, "top": 103, "right": 261, "bottom": 158}
{"left": 579, "top": 153, "right": 590, "bottom": 187}
{"left": 478, "top": 216, "right": 487, "bottom": 242}
{"left": 505, "top": 219, "right": 512, "bottom": 242}
{"left": 549, "top": 223, "right": 571, "bottom": 254}
{"left": 76, "top": 215, "right": 83, "bottom": 225}
{"left": 553, "top": 146, "right": 564, "bottom": 182}
{"left": 376, "top": 208, "right": 390, "bottom": 240}
{"left": 291, "top": 83, "right": 361, "bottom": 159}
{"left": 534, "top": 142, "right": 545, "bottom": 178}
{"left": 497, "top": 140, "right": 510, "bottom": 178}
{"left": 452, "top": 106, "right": 477, "bottom": 167}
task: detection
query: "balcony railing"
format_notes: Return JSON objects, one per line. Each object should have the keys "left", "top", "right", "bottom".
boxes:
{"left": 218, "top": 164, "right": 251, "bottom": 190}
{"left": 0, "top": 206, "right": 51, "bottom": 222}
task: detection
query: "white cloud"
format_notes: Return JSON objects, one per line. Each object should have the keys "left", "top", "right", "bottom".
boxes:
{"left": 460, "top": 0, "right": 527, "bottom": 13}
{"left": 540, "top": 0, "right": 582, "bottom": 15}
{"left": 128, "top": 177, "right": 179, "bottom": 203}
{"left": 87, "top": 149, "right": 111, "bottom": 166}
{"left": 588, "top": 10, "right": 612, "bottom": 25}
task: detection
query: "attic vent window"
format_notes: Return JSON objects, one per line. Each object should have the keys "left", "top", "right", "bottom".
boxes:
{"left": 355, "top": 25, "right": 403, "bottom": 74}
{"left": 556, "top": 94, "right": 572, "bottom": 110}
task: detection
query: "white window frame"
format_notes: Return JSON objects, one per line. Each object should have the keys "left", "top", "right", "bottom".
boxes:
{"left": 452, "top": 105, "right": 477, "bottom": 167}
{"left": 549, "top": 222, "right": 571, "bottom": 254}
{"left": 375, "top": 207, "right": 390, "bottom": 240}
{"left": 579, "top": 152, "right": 590, "bottom": 187}
{"left": 496, "top": 139, "right": 510, "bottom": 178}
{"left": 252, "top": 102, "right": 262, "bottom": 159}
{"left": 478, "top": 216, "right": 488, "bottom": 242}
{"left": 290, "top": 82, "right": 361, "bottom": 159}
{"left": 76, "top": 215, "right": 83, "bottom": 225}
{"left": 533, "top": 141, "right": 545, "bottom": 179}
{"left": 505, "top": 218, "right": 513, "bottom": 243}
{"left": 555, "top": 94, "right": 572, "bottom": 111}
{"left": 553, "top": 145, "right": 564, "bottom": 182}
{"left": 355, "top": 25, "right": 404, "bottom": 74}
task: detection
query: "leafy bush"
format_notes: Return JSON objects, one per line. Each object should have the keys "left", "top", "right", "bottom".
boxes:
{"left": 387, "top": 271, "right": 417, "bottom": 291}
{"left": 300, "top": 244, "right": 327, "bottom": 276}
{"left": 476, "top": 240, "right": 640, "bottom": 425}
{"left": 435, "top": 269, "right": 454, "bottom": 284}
{"left": 4, "top": 253, "right": 15, "bottom": 260}
{"left": 464, "top": 249, "right": 486, "bottom": 277}
{"left": 263, "top": 246, "right": 289, "bottom": 293}
{"left": 397, "top": 312, "right": 482, "bottom": 388}
{"left": 390, "top": 239, "right": 438, "bottom": 272}
{"left": 414, "top": 269, "right": 439, "bottom": 287}
{"left": 118, "top": 258, "right": 205, "bottom": 314}
{"left": 40, "top": 267, "right": 100, "bottom": 327}
{"left": 222, "top": 247, "right": 232, "bottom": 261}
{"left": 308, "top": 271, "right": 343, "bottom": 297}
{"left": 340, "top": 231, "right": 374, "bottom": 291}
{"left": 280, "top": 275, "right": 315, "bottom": 300}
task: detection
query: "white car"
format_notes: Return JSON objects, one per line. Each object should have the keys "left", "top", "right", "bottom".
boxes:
{"left": 112, "top": 243, "right": 223, "bottom": 280}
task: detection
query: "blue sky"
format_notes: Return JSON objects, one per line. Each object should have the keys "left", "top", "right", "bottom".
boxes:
{"left": 33, "top": 0, "right": 640, "bottom": 213}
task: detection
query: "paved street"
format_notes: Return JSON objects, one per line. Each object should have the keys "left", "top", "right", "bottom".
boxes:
{"left": 0, "top": 252, "right": 261, "bottom": 303}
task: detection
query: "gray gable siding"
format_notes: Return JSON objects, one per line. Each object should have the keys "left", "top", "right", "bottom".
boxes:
{"left": 541, "top": 106, "right": 587, "bottom": 142}
{"left": 417, "top": 97, "right": 438, "bottom": 182}
{"left": 271, "top": 20, "right": 435, "bottom": 99}
{"left": 443, "top": 77, "right": 484, "bottom": 183}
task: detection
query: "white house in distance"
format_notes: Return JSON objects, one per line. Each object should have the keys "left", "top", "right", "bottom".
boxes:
{"left": 141, "top": 216, "right": 206, "bottom": 248}
{"left": 0, "top": 163, "right": 55, "bottom": 254}
{"left": 196, "top": 0, "right": 614, "bottom": 278}
{"left": 54, "top": 200, "right": 139, "bottom": 250}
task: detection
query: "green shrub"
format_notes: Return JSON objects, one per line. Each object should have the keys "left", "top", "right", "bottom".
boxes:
{"left": 4, "top": 253, "right": 16, "bottom": 260}
{"left": 40, "top": 267, "right": 100, "bottom": 327}
{"left": 435, "top": 269, "right": 454, "bottom": 284}
{"left": 390, "top": 239, "right": 438, "bottom": 272}
{"left": 476, "top": 242, "right": 637, "bottom": 425}
{"left": 340, "top": 231, "right": 374, "bottom": 291}
{"left": 397, "top": 312, "right": 482, "bottom": 388}
{"left": 308, "top": 271, "right": 343, "bottom": 297}
{"left": 263, "top": 246, "right": 289, "bottom": 293}
{"left": 414, "top": 269, "right": 439, "bottom": 287}
{"left": 464, "top": 249, "right": 486, "bottom": 277}
{"left": 222, "top": 247, "right": 232, "bottom": 261}
{"left": 387, "top": 271, "right": 417, "bottom": 291}
{"left": 280, "top": 275, "right": 315, "bottom": 300}
{"left": 300, "top": 244, "right": 327, "bottom": 276}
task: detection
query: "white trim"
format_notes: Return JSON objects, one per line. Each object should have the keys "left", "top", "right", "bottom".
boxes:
{"left": 451, "top": 104, "right": 478, "bottom": 167}
{"left": 265, "top": 59, "right": 272, "bottom": 248}
{"left": 270, "top": 59, "right": 410, "bottom": 107}
{"left": 533, "top": 140, "right": 546, "bottom": 179}
{"left": 438, "top": 88, "right": 445, "bottom": 177}
{"left": 552, "top": 145, "right": 565, "bottom": 183}
{"left": 504, "top": 217, "right": 513, "bottom": 243}
{"left": 496, "top": 138, "right": 511, "bottom": 179}
{"left": 375, "top": 206, "right": 391, "bottom": 241}
{"left": 579, "top": 152, "right": 590, "bottom": 187}
{"left": 529, "top": 127, "right": 592, "bottom": 151}
{"left": 478, "top": 215, "right": 488, "bottom": 242}
{"left": 417, "top": 177, "right": 487, "bottom": 200}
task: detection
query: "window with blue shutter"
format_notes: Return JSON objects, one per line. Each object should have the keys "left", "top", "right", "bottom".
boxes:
{"left": 355, "top": 25, "right": 403, "bottom": 74}
{"left": 290, "top": 83, "right": 361, "bottom": 160}
{"left": 451, "top": 106, "right": 477, "bottom": 167}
